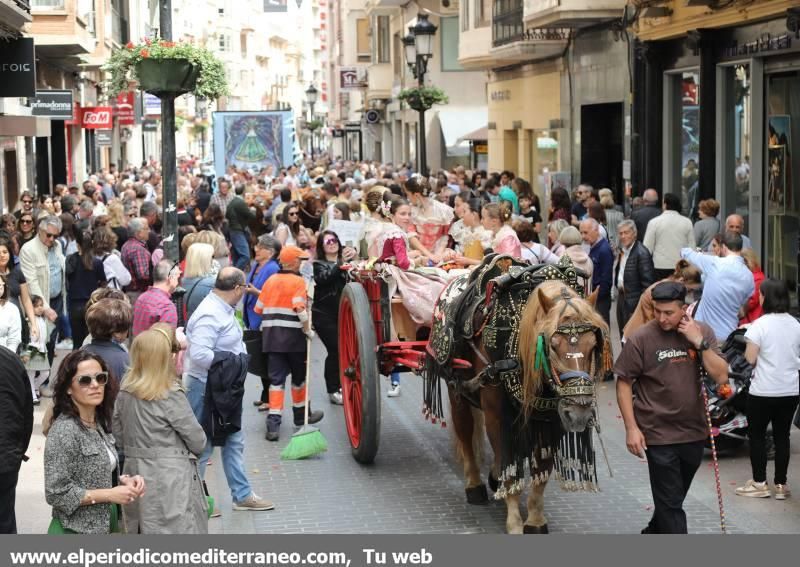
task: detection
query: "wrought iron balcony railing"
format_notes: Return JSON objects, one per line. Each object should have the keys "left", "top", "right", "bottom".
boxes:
{"left": 14, "top": 0, "right": 32, "bottom": 13}
{"left": 492, "top": 0, "right": 524, "bottom": 47}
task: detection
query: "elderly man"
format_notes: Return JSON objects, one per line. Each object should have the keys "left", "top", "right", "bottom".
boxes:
{"left": 614, "top": 220, "right": 656, "bottom": 333}
{"left": 681, "top": 232, "right": 754, "bottom": 342}
{"left": 131, "top": 260, "right": 179, "bottom": 336}
{"left": 631, "top": 188, "right": 661, "bottom": 242}
{"left": 121, "top": 217, "right": 153, "bottom": 305}
{"left": 19, "top": 216, "right": 64, "bottom": 362}
{"left": 643, "top": 193, "right": 695, "bottom": 280}
{"left": 211, "top": 178, "right": 235, "bottom": 217}
{"left": 725, "top": 214, "right": 752, "bottom": 249}
{"left": 185, "top": 267, "right": 274, "bottom": 512}
{"left": 580, "top": 218, "right": 613, "bottom": 325}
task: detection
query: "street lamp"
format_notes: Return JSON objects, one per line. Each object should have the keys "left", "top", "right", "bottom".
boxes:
{"left": 306, "top": 84, "right": 318, "bottom": 160}
{"left": 403, "top": 13, "right": 438, "bottom": 176}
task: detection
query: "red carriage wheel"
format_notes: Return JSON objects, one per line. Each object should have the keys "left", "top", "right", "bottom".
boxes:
{"left": 338, "top": 283, "right": 381, "bottom": 464}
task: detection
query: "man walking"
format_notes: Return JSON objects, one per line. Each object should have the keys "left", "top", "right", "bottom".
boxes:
{"left": 615, "top": 281, "right": 729, "bottom": 534}
{"left": 681, "top": 232, "right": 754, "bottom": 343}
{"left": 226, "top": 184, "right": 256, "bottom": 271}
{"left": 131, "top": 260, "right": 180, "bottom": 336}
{"left": 571, "top": 184, "right": 593, "bottom": 226}
{"left": 631, "top": 188, "right": 661, "bottom": 242}
{"left": 121, "top": 217, "right": 152, "bottom": 306}
{"left": 255, "top": 246, "right": 323, "bottom": 442}
{"left": 643, "top": 193, "right": 695, "bottom": 280}
{"left": 184, "top": 267, "right": 274, "bottom": 512}
{"left": 210, "top": 179, "right": 235, "bottom": 217}
{"left": 580, "top": 218, "right": 613, "bottom": 325}
{"left": 614, "top": 220, "right": 655, "bottom": 333}
{"left": 0, "top": 347, "right": 33, "bottom": 533}
{"left": 19, "top": 216, "right": 64, "bottom": 363}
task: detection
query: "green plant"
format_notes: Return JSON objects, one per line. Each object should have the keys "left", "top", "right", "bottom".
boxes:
{"left": 307, "top": 119, "right": 323, "bottom": 131}
{"left": 103, "top": 38, "right": 229, "bottom": 100}
{"left": 174, "top": 115, "right": 186, "bottom": 132}
{"left": 191, "top": 122, "right": 209, "bottom": 136}
{"left": 397, "top": 86, "right": 449, "bottom": 112}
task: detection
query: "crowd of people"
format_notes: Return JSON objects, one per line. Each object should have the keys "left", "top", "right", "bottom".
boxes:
{"left": 0, "top": 154, "right": 797, "bottom": 535}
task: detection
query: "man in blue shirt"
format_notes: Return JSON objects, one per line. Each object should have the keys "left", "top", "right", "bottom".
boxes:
{"left": 580, "top": 218, "right": 613, "bottom": 326}
{"left": 681, "top": 232, "right": 755, "bottom": 342}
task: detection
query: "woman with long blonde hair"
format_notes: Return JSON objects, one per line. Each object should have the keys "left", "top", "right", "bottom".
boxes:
{"left": 181, "top": 242, "right": 217, "bottom": 320}
{"left": 113, "top": 323, "right": 208, "bottom": 533}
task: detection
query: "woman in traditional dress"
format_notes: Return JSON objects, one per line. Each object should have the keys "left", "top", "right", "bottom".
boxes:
{"left": 482, "top": 202, "right": 522, "bottom": 258}
{"left": 443, "top": 198, "right": 493, "bottom": 266}
{"left": 404, "top": 177, "right": 454, "bottom": 262}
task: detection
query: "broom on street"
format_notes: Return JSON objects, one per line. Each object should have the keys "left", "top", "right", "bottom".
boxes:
{"left": 281, "top": 280, "right": 328, "bottom": 460}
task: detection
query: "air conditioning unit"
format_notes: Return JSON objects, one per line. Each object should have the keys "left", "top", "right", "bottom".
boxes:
{"left": 365, "top": 109, "right": 382, "bottom": 124}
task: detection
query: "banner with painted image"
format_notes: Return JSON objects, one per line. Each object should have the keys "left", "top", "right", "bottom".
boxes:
{"left": 212, "top": 111, "right": 295, "bottom": 179}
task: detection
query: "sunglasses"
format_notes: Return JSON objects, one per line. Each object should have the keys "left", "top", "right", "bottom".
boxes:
{"left": 76, "top": 372, "right": 109, "bottom": 387}
{"left": 22, "top": 200, "right": 32, "bottom": 205}
{"left": 20, "top": 219, "right": 33, "bottom": 225}
{"left": 288, "top": 212, "right": 298, "bottom": 217}
{"left": 323, "top": 238, "right": 338, "bottom": 245}
{"left": 43, "top": 232, "right": 58, "bottom": 240}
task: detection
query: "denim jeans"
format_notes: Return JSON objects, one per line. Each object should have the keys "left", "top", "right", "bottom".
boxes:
{"left": 185, "top": 374, "right": 252, "bottom": 503}
{"left": 229, "top": 230, "right": 251, "bottom": 272}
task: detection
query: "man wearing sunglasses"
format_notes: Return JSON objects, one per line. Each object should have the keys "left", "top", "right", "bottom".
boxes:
{"left": 19, "top": 216, "right": 64, "bottom": 363}
{"left": 13, "top": 191, "right": 35, "bottom": 221}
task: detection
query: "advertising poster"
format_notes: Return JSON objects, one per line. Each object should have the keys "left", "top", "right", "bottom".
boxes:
{"left": 212, "top": 111, "right": 295, "bottom": 178}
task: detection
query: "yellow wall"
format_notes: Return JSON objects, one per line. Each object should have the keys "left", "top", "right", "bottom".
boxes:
{"left": 487, "top": 68, "right": 561, "bottom": 175}
{"left": 635, "top": 0, "right": 798, "bottom": 41}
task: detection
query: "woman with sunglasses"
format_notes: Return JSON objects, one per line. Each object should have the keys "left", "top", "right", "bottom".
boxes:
{"left": 44, "top": 350, "right": 145, "bottom": 534}
{"left": 113, "top": 324, "right": 208, "bottom": 533}
{"left": 16, "top": 214, "right": 36, "bottom": 248}
{"left": 313, "top": 231, "right": 357, "bottom": 405}
{"left": 274, "top": 203, "right": 312, "bottom": 249}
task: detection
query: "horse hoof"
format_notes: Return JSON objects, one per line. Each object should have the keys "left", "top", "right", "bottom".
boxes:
{"left": 523, "top": 524, "right": 549, "bottom": 534}
{"left": 488, "top": 473, "right": 499, "bottom": 492}
{"left": 465, "top": 484, "right": 489, "bottom": 505}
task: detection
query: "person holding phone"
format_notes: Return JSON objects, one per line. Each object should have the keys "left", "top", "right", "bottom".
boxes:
{"left": 614, "top": 281, "right": 729, "bottom": 534}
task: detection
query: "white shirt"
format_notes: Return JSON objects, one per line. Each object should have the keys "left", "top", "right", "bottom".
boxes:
{"left": 97, "top": 252, "right": 132, "bottom": 290}
{"left": 0, "top": 301, "right": 22, "bottom": 353}
{"left": 744, "top": 313, "right": 800, "bottom": 397}
{"left": 644, "top": 210, "right": 696, "bottom": 270}
{"left": 616, "top": 243, "right": 633, "bottom": 290}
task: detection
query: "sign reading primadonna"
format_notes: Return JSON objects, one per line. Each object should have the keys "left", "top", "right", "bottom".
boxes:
{"left": 81, "top": 106, "right": 113, "bottom": 129}
{"left": 31, "top": 90, "right": 74, "bottom": 120}
{"left": 0, "top": 38, "right": 36, "bottom": 98}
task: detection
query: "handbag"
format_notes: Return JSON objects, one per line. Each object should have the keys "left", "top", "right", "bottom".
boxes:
{"left": 243, "top": 329, "right": 267, "bottom": 377}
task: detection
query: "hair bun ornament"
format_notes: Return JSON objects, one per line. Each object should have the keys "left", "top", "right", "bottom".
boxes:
{"left": 380, "top": 199, "right": 392, "bottom": 219}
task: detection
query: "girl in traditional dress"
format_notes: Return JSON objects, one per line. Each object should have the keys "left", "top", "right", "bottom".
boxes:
{"left": 443, "top": 198, "right": 493, "bottom": 267}
{"left": 482, "top": 202, "right": 522, "bottom": 258}
{"left": 404, "top": 177, "right": 454, "bottom": 262}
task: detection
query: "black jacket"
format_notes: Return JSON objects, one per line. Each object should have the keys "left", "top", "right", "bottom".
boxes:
{"left": 0, "top": 346, "right": 33, "bottom": 474}
{"left": 203, "top": 351, "right": 249, "bottom": 446}
{"left": 312, "top": 260, "right": 346, "bottom": 319}
{"left": 631, "top": 205, "right": 661, "bottom": 242}
{"left": 614, "top": 241, "right": 656, "bottom": 314}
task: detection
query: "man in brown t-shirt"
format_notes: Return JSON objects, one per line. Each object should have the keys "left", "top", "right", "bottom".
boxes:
{"left": 614, "top": 281, "right": 729, "bottom": 534}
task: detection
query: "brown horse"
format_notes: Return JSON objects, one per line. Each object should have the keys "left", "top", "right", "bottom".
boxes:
{"left": 427, "top": 275, "right": 611, "bottom": 534}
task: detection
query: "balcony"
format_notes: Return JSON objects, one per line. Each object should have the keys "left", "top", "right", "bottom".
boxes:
{"left": 366, "top": 62, "right": 392, "bottom": 101}
{"left": 458, "top": 25, "right": 493, "bottom": 70}
{"left": 0, "top": 0, "right": 33, "bottom": 37}
{"left": 492, "top": 0, "right": 569, "bottom": 64}
{"left": 523, "top": 0, "right": 625, "bottom": 28}
{"left": 30, "top": 3, "right": 97, "bottom": 67}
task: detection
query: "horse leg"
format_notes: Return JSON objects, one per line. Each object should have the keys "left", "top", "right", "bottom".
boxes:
{"left": 447, "top": 386, "right": 487, "bottom": 504}
{"left": 523, "top": 478, "right": 549, "bottom": 534}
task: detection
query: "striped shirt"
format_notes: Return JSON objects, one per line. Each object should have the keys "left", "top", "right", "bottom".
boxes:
{"left": 254, "top": 272, "right": 307, "bottom": 353}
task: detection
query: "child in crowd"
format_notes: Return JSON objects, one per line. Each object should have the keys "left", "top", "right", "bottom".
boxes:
{"left": 23, "top": 295, "right": 52, "bottom": 405}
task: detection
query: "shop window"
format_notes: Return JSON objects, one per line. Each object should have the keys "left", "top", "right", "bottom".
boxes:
{"left": 680, "top": 71, "right": 700, "bottom": 217}
{"left": 766, "top": 71, "right": 800, "bottom": 298}
{"left": 440, "top": 17, "right": 463, "bottom": 72}
{"left": 721, "top": 64, "right": 751, "bottom": 228}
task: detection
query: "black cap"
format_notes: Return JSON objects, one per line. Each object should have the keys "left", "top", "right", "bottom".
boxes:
{"left": 651, "top": 281, "right": 687, "bottom": 303}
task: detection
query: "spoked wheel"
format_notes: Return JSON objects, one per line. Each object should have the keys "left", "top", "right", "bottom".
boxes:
{"left": 338, "top": 283, "right": 380, "bottom": 464}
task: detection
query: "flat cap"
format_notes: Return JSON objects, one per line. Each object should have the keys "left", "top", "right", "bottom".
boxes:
{"left": 651, "top": 281, "right": 687, "bottom": 303}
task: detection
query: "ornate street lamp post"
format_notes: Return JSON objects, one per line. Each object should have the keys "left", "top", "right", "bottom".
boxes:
{"left": 403, "top": 13, "right": 437, "bottom": 176}
{"left": 305, "top": 84, "right": 318, "bottom": 160}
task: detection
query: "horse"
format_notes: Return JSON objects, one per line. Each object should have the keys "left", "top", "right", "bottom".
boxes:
{"left": 423, "top": 258, "right": 611, "bottom": 534}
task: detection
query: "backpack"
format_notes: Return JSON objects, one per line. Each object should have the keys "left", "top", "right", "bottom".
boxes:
{"left": 101, "top": 254, "right": 119, "bottom": 290}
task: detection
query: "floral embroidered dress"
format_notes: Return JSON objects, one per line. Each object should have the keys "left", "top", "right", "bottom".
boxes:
{"left": 410, "top": 197, "right": 454, "bottom": 252}
{"left": 492, "top": 224, "right": 522, "bottom": 259}
{"left": 450, "top": 222, "right": 493, "bottom": 261}
{"left": 377, "top": 224, "right": 447, "bottom": 326}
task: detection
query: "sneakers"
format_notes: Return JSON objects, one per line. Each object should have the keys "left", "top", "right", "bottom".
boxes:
{"left": 329, "top": 390, "right": 343, "bottom": 405}
{"left": 387, "top": 383, "right": 401, "bottom": 398}
{"left": 55, "top": 339, "right": 73, "bottom": 351}
{"left": 735, "top": 479, "right": 771, "bottom": 498}
{"left": 775, "top": 484, "right": 790, "bottom": 500}
{"left": 210, "top": 507, "right": 222, "bottom": 518}
{"left": 232, "top": 493, "right": 275, "bottom": 511}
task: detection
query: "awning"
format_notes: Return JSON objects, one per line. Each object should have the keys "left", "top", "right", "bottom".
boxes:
{"left": 435, "top": 108, "right": 488, "bottom": 154}
{"left": 458, "top": 125, "right": 488, "bottom": 143}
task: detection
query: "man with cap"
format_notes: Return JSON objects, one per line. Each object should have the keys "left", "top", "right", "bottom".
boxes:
{"left": 614, "top": 281, "right": 729, "bottom": 534}
{"left": 255, "top": 245, "right": 324, "bottom": 441}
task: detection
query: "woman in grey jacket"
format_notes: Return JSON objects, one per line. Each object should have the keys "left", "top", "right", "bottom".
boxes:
{"left": 113, "top": 323, "right": 208, "bottom": 534}
{"left": 44, "top": 351, "right": 145, "bottom": 534}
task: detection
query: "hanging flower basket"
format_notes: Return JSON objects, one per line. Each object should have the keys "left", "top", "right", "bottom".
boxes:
{"left": 398, "top": 86, "right": 449, "bottom": 112}
{"left": 103, "top": 38, "right": 229, "bottom": 100}
{"left": 135, "top": 58, "right": 200, "bottom": 97}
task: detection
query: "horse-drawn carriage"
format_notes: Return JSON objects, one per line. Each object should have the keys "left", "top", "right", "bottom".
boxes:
{"left": 336, "top": 256, "right": 613, "bottom": 533}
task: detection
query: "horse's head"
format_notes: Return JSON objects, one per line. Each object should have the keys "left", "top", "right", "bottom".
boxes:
{"left": 519, "top": 281, "right": 610, "bottom": 433}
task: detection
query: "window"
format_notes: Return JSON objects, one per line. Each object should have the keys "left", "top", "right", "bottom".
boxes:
{"left": 356, "top": 18, "right": 370, "bottom": 63}
{"left": 721, "top": 65, "right": 751, "bottom": 226}
{"left": 218, "top": 34, "right": 230, "bottom": 52}
{"left": 476, "top": 0, "right": 490, "bottom": 28}
{"left": 440, "top": 17, "right": 463, "bottom": 72}
{"left": 393, "top": 33, "right": 402, "bottom": 76}
{"left": 462, "top": 0, "right": 470, "bottom": 32}
{"left": 219, "top": 8, "right": 225, "bottom": 16}
{"left": 31, "top": 0, "right": 66, "bottom": 8}
{"left": 375, "top": 15, "right": 390, "bottom": 64}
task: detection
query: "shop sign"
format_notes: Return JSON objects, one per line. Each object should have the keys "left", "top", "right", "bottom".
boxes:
{"left": 96, "top": 130, "right": 113, "bottom": 146}
{"left": 115, "top": 92, "right": 135, "bottom": 125}
{"left": 723, "top": 33, "right": 792, "bottom": 58}
{"left": 31, "top": 90, "right": 74, "bottom": 120}
{"left": 474, "top": 144, "right": 488, "bottom": 154}
{"left": 81, "top": 106, "right": 113, "bottom": 129}
{"left": 0, "top": 38, "right": 36, "bottom": 98}
{"left": 340, "top": 67, "right": 367, "bottom": 90}
{"left": 332, "top": 128, "right": 345, "bottom": 138}
{"left": 490, "top": 90, "right": 511, "bottom": 102}
{"left": 65, "top": 103, "right": 82, "bottom": 125}
{"left": 143, "top": 93, "right": 161, "bottom": 117}
{"left": 142, "top": 119, "right": 159, "bottom": 133}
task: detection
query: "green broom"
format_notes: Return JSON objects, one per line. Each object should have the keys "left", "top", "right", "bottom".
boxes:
{"left": 281, "top": 282, "right": 328, "bottom": 460}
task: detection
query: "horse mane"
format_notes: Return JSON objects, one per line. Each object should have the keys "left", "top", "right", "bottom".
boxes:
{"left": 518, "top": 280, "right": 610, "bottom": 413}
